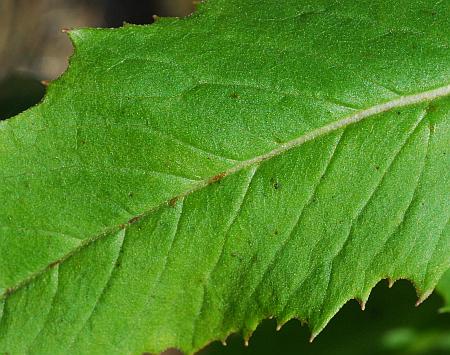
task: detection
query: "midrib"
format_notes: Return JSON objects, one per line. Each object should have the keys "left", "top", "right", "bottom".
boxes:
{"left": 2, "top": 83, "right": 450, "bottom": 300}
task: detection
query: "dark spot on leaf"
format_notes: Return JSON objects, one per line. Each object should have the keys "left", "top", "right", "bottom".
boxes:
{"left": 428, "top": 104, "right": 437, "bottom": 113}
{"left": 273, "top": 136, "right": 283, "bottom": 143}
{"left": 270, "top": 177, "right": 281, "bottom": 190}
{"left": 210, "top": 172, "right": 226, "bottom": 183}
{"left": 129, "top": 215, "right": 142, "bottom": 224}
{"left": 274, "top": 230, "right": 279, "bottom": 236}
{"left": 169, "top": 197, "right": 178, "bottom": 207}
{"left": 128, "top": 192, "right": 134, "bottom": 198}
{"left": 396, "top": 111, "right": 401, "bottom": 115}
{"left": 375, "top": 165, "right": 380, "bottom": 170}
{"left": 48, "top": 260, "right": 59, "bottom": 269}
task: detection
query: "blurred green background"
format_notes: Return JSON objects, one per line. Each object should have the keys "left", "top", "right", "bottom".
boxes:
{"left": 1, "top": 1, "right": 450, "bottom": 354}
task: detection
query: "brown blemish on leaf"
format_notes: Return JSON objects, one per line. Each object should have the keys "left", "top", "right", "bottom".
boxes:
{"left": 210, "top": 172, "right": 226, "bottom": 184}
{"left": 270, "top": 177, "right": 281, "bottom": 190}
{"left": 48, "top": 260, "right": 60, "bottom": 268}
{"left": 273, "top": 137, "right": 283, "bottom": 143}
{"left": 168, "top": 197, "right": 178, "bottom": 207}
{"left": 128, "top": 215, "right": 142, "bottom": 224}
{"left": 427, "top": 103, "right": 437, "bottom": 113}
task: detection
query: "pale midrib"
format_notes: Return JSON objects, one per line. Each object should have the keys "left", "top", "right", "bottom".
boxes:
{"left": 2, "top": 83, "right": 450, "bottom": 300}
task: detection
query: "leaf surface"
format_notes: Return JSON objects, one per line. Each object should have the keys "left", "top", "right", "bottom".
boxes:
{"left": 1, "top": 0, "right": 450, "bottom": 354}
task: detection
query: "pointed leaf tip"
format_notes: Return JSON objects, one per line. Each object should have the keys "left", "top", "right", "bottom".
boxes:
{"left": 388, "top": 278, "right": 395, "bottom": 288}
{"left": 415, "top": 289, "right": 433, "bottom": 307}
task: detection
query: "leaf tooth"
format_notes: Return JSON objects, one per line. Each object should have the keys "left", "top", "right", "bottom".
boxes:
{"left": 387, "top": 278, "right": 395, "bottom": 288}
{"left": 415, "top": 289, "right": 433, "bottom": 307}
{"left": 275, "top": 315, "right": 292, "bottom": 331}
{"left": 242, "top": 326, "right": 256, "bottom": 347}
{"left": 356, "top": 298, "right": 367, "bottom": 311}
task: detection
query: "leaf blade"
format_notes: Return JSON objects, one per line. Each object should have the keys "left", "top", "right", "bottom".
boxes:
{"left": 1, "top": 0, "right": 450, "bottom": 353}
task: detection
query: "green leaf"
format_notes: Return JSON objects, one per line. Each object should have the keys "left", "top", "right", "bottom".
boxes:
{"left": 1, "top": 0, "right": 450, "bottom": 354}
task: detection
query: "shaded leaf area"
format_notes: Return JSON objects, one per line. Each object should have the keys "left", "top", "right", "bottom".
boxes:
{"left": 202, "top": 281, "right": 450, "bottom": 355}
{"left": 0, "top": 0, "right": 450, "bottom": 354}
